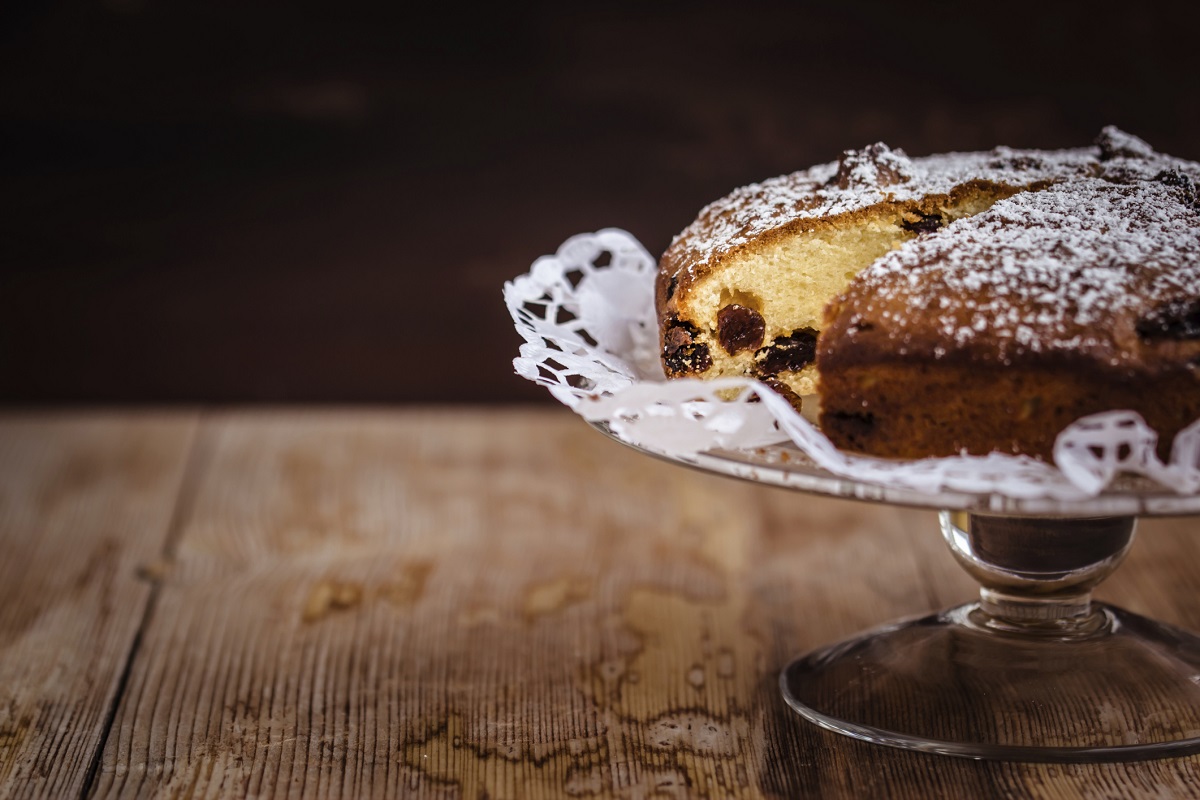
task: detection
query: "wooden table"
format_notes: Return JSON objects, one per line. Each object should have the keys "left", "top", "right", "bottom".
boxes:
{"left": 3, "top": 409, "right": 1200, "bottom": 799}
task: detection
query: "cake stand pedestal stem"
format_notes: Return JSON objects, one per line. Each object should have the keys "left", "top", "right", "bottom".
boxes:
{"left": 941, "top": 512, "right": 1135, "bottom": 638}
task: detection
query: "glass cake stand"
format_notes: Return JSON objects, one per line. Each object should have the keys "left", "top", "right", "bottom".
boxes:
{"left": 591, "top": 422, "right": 1200, "bottom": 763}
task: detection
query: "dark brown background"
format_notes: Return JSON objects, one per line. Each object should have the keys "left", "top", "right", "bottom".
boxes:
{"left": 2, "top": 0, "right": 1198, "bottom": 404}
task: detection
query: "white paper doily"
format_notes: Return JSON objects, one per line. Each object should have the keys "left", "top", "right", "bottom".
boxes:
{"left": 505, "top": 228, "right": 1200, "bottom": 501}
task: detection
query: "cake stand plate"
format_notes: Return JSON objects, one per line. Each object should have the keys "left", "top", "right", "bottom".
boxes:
{"left": 591, "top": 422, "right": 1200, "bottom": 762}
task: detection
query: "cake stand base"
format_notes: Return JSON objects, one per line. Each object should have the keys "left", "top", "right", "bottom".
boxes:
{"left": 781, "top": 602, "right": 1200, "bottom": 762}
{"left": 780, "top": 509, "right": 1200, "bottom": 762}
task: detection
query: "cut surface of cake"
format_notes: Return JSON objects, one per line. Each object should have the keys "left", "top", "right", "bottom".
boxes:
{"left": 657, "top": 128, "right": 1200, "bottom": 459}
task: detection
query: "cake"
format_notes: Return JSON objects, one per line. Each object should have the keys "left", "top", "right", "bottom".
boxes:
{"left": 656, "top": 128, "right": 1200, "bottom": 459}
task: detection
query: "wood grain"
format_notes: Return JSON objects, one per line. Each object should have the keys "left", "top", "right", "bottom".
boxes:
{"left": 8, "top": 409, "right": 1200, "bottom": 798}
{"left": 0, "top": 412, "right": 197, "bottom": 799}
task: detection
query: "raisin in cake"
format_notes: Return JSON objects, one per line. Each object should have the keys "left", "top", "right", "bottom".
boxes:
{"left": 657, "top": 127, "right": 1200, "bottom": 459}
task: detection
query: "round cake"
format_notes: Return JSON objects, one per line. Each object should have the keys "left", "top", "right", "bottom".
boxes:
{"left": 656, "top": 127, "right": 1200, "bottom": 460}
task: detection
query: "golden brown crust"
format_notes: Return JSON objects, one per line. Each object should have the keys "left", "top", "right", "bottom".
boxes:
{"left": 818, "top": 362, "right": 1200, "bottom": 461}
{"left": 819, "top": 274, "right": 1200, "bottom": 379}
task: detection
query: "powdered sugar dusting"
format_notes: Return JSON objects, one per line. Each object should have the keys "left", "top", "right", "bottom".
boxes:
{"left": 1096, "top": 125, "right": 1157, "bottom": 160}
{"left": 840, "top": 174, "right": 1200, "bottom": 366}
{"left": 663, "top": 128, "right": 1200, "bottom": 288}
{"left": 664, "top": 144, "right": 1092, "bottom": 276}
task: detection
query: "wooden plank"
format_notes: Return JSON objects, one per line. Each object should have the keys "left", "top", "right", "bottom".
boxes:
{"left": 92, "top": 409, "right": 1200, "bottom": 798}
{"left": 0, "top": 412, "right": 198, "bottom": 799}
